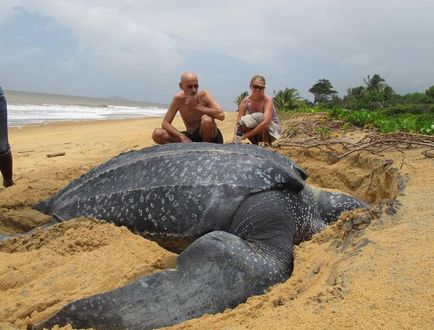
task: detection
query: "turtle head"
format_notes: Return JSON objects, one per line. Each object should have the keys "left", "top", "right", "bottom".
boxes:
{"left": 313, "top": 188, "right": 368, "bottom": 223}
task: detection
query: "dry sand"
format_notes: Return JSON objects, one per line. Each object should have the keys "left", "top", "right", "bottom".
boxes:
{"left": 0, "top": 113, "right": 433, "bottom": 329}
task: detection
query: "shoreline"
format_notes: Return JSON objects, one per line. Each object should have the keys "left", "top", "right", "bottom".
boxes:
{"left": 8, "top": 110, "right": 237, "bottom": 129}
{"left": 9, "top": 116, "right": 164, "bottom": 129}
{"left": 9, "top": 112, "right": 238, "bottom": 143}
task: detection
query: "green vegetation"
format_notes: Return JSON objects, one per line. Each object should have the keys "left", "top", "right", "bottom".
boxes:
{"left": 234, "top": 91, "right": 249, "bottom": 107}
{"left": 272, "top": 88, "right": 304, "bottom": 111}
{"left": 261, "top": 73, "right": 434, "bottom": 135}
{"left": 308, "top": 79, "right": 337, "bottom": 104}
{"left": 329, "top": 107, "right": 434, "bottom": 134}
{"left": 315, "top": 126, "right": 332, "bottom": 139}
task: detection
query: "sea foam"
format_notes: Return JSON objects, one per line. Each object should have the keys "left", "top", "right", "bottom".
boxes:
{"left": 8, "top": 103, "right": 167, "bottom": 127}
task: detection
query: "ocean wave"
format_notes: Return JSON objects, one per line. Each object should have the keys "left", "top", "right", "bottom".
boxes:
{"left": 7, "top": 103, "right": 167, "bottom": 127}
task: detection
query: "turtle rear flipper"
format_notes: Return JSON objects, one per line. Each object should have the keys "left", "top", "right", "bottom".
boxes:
{"left": 32, "top": 193, "right": 295, "bottom": 330}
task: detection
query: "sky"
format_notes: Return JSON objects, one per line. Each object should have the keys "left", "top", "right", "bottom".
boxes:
{"left": 1, "top": 0, "right": 434, "bottom": 109}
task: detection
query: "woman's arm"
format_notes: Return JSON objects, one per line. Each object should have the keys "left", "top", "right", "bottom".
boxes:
{"left": 233, "top": 98, "right": 248, "bottom": 140}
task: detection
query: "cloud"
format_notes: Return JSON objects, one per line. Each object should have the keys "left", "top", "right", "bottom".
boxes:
{"left": 0, "top": 1, "right": 17, "bottom": 25}
{"left": 1, "top": 0, "right": 434, "bottom": 106}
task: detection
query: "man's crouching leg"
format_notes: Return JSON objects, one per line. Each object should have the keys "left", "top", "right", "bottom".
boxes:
{"left": 152, "top": 128, "right": 178, "bottom": 145}
{"left": 199, "top": 115, "right": 220, "bottom": 142}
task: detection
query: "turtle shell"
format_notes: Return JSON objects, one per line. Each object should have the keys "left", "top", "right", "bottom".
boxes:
{"left": 34, "top": 143, "right": 307, "bottom": 236}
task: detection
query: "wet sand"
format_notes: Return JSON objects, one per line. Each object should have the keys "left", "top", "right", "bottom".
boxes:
{"left": 0, "top": 113, "right": 433, "bottom": 329}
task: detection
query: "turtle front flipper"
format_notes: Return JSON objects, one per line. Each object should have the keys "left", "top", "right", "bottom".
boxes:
{"left": 32, "top": 193, "right": 296, "bottom": 330}
{"left": 313, "top": 187, "right": 369, "bottom": 223}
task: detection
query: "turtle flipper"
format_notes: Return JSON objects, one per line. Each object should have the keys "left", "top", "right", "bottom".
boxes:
{"left": 315, "top": 188, "right": 368, "bottom": 223}
{"left": 32, "top": 233, "right": 291, "bottom": 330}
{"left": 32, "top": 193, "right": 295, "bottom": 330}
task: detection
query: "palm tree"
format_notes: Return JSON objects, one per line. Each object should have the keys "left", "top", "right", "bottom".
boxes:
{"left": 363, "top": 74, "right": 385, "bottom": 92}
{"left": 346, "top": 86, "right": 367, "bottom": 98}
{"left": 425, "top": 85, "right": 434, "bottom": 99}
{"left": 273, "top": 88, "right": 301, "bottom": 111}
{"left": 234, "top": 91, "right": 249, "bottom": 108}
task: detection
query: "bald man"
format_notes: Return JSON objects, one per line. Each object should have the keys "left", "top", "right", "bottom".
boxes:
{"left": 152, "top": 72, "right": 225, "bottom": 144}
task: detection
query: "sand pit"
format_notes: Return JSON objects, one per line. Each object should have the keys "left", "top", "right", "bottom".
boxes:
{"left": 1, "top": 113, "right": 433, "bottom": 329}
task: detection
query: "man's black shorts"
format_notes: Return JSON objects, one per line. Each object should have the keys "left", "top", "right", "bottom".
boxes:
{"left": 182, "top": 128, "right": 223, "bottom": 144}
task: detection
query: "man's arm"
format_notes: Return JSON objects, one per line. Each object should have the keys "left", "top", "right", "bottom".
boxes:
{"left": 190, "top": 91, "right": 225, "bottom": 121}
{"left": 242, "top": 97, "right": 273, "bottom": 140}
{"left": 162, "top": 96, "right": 191, "bottom": 142}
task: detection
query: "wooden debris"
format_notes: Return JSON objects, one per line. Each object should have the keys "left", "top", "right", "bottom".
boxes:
{"left": 277, "top": 130, "right": 434, "bottom": 161}
{"left": 47, "top": 152, "right": 66, "bottom": 158}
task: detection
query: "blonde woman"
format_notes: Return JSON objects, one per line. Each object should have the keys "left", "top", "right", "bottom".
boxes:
{"left": 233, "top": 75, "right": 280, "bottom": 146}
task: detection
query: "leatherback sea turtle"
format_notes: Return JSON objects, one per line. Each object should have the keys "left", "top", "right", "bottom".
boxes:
{"left": 32, "top": 143, "right": 367, "bottom": 330}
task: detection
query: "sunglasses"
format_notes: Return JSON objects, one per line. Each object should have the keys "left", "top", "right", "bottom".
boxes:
{"left": 251, "top": 84, "right": 265, "bottom": 90}
{"left": 186, "top": 84, "right": 199, "bottom": 89}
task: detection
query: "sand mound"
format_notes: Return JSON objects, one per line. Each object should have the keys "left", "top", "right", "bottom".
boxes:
{"left": 0, "top": 218, "right": 176, "bottom": 328}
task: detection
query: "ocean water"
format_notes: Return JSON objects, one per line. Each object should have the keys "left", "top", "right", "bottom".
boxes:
{"left": 4, "top": 90, "right": 168, "bottom": 127}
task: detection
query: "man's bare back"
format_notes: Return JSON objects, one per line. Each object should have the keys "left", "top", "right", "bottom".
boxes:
{"left": 152, "top": 72, "right": 225, "bottom": 144}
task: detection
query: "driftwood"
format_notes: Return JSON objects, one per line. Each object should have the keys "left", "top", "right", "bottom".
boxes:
{"left": 277, "top": 132, "right": 434, "bottom": 161}
{"left": 47, "top": 152, "right": 66, "bottom": 158}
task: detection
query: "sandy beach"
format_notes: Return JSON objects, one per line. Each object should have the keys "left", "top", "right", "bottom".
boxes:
{"left": 1, "top": 112, "right": 433, "bottom": 329}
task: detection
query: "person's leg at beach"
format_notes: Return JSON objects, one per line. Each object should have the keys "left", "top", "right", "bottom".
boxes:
{"left": 152, "top": 115, "right": 223, "bottom": 144}
{"left": 238, "top": 113, "right": 265, "bottom": 145}
{"left": 0, "top": 150, "right": 13, "bottom": 187}
{"left": 152, "top": 128, "right": 179, "bottom": 144}
{"left": 262, "top": 130, "right": 273, "bottom": 147}
{"left": 0, "top": 94, "right": 14, "bottom": 187}
{"left": 239, "top": 125, "right": 261, "bottom": 145}
{"left": 199, "top": 114, "right": 223, "bottom": 143}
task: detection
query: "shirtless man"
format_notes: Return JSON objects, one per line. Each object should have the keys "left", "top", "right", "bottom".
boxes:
{"left": 152, "top": 72, "right": 225, "bottom": 144}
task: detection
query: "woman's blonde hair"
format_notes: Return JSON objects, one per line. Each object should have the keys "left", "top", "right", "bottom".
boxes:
{"left": 250, "top": 75, "right": 266, "bottom": 86}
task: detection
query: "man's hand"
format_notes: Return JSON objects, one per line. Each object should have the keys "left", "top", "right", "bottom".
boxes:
{"left": 184, "top": 94, "right": 198, "bottom": 107}
{"left": 179, "top": 134, "right": 192, "bottom": 143}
